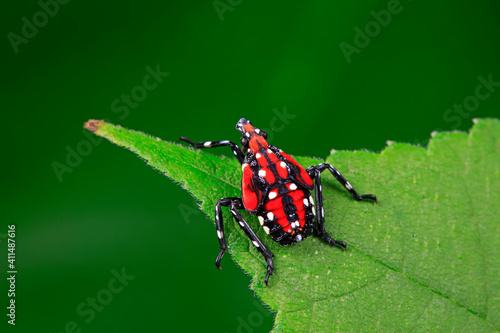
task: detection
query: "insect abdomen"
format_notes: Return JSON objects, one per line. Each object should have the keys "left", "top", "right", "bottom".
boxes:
{"left": 258, "top": 182, "right": 315, "bottom": 246}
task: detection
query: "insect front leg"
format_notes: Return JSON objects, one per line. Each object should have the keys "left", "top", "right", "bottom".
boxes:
{"left": 179, "top": 137, "right": 245, "bottom": 164}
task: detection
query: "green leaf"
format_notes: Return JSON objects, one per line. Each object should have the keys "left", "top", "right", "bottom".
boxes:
{"left": 84, "top": 118, "right": 500, "bottom": 332}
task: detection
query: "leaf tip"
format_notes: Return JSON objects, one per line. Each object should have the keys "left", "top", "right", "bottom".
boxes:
{"left": 84, "top": 119, "right": 105, "bottom": 133}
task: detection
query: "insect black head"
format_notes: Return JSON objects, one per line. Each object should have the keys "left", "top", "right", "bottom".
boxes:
{"left": 236, "top": 118, "right": 268, "bottom": 153}
{"left": 236, "top": 118, "right": 251, "bottom": 133}
{"left": 236, "top": 118, "right": 266, "bottom": 138}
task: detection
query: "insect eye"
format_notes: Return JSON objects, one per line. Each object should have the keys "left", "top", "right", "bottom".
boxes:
{"left": 261, "top": 131, "right": 268, "bottom": 139}
{"left": 240, "top": 136, "right": 248, "bottom": 147}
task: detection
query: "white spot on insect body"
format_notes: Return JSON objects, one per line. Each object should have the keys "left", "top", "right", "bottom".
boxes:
{"left": 267, "top": 149, "right": 273, "bottom": 155}
{"left": 217, "top": 230, "right": 223, "bottom": 239}
{"left": 204, "top": 141, "right": 212, "bottom": 147}
{"left": 345, "top": 182, "right": 353, "bottom": 190}
{"left": 263, "top": 226, "right": 270, "bottom": 234}
{"left": 258, "top": 216, "right": 265, "bottom": 225}
{"left": 242, "top": 163, "right": 249, "bottom": 171}
{"left": 309, "top": 196, "right": 314, "bottom": 205}
{"left": 259, "top": 169, "right": 266, "bottom": 177}
{"left": 255, "top": 129, "right": 261, "bottom": 134}
{"left": 303, "top": 198, "right": 309, "bottom": 206}
{"left": 269, "top": 191, "right": 277, "bottom": 199}
{"left": 267, "top": 212, "right": 274, "bottom": 220}
{"left": 280, "top": 161, "right": 286, "bottom": 169}
{"left": 319, "top": 185, "right": 322, "bottom": 191}
{"left": 321, "top": 207, "right": 325, "bottom": 216}
{"left": 256, "top": 153, "right": 262, "bottom": 158}
{"left": 289, "top": 183, "right": 297, "bottom": 191}
{"left": 252, "top": 241, "right": 260, "bottom": 248}
{"left": 246, "top": 132, "right": 251, "bottom": 138}
{"left": 220, "top": 140, "right": 229, "bottom": 144}
{"left": 233, "top": 151, "right": 238, "bottom": 155}
{"left": 239, "top": 221, "right": 244, "bottom": 227}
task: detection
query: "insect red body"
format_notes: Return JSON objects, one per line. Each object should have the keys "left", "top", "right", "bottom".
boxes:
{"left": 180, "top": 118, "right": 377, "bottom": 285}
{"left": 239, "top": 121, "right": 315, "bottom": 245}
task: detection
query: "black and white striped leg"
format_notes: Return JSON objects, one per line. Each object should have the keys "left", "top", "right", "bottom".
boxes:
{"left": 214, "top": 197, "right": 234, "bottom": 269}
{"left": 307, "top": 163, "right": 378, "bottom": 203}
{"left": 307, "top": 163, "right": 377, "bottom": 250}
{"left": 214, "top": 197, "right": 275, "bottom": 285}
{"left": 179, "top": 137, "right": 245, "bottom": 164}
{"left": 309, "top": 168, "right": 347, "bottom": 250}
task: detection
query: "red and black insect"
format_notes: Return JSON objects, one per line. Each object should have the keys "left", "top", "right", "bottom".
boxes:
{"left": 180, "top": 118, "right": 377, "bottom": 285}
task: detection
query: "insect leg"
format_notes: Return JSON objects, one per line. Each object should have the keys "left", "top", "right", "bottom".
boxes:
{"left": 307, "top": 163, "right": 377, "bottom": 203}
{"left": 179, "top": 137, "right": 245, "bottom": 164}
{"left": 229, "top": 198, "right": 275, "bottom": 286}
{"left": 214, "top": 197, "right": 239, "bottom": 270}
{"left": 309, "top": 168, "right": 347, "bottom": 250}
{"left": 214, "top": 197, "right": 275, "bottom": 286}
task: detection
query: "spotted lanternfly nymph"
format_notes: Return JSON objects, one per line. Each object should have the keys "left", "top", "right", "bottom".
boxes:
{"left": 179, "top": 118, "right": 377, "bottom": 285}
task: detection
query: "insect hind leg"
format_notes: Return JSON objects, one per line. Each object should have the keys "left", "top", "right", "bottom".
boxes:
{"left": 307, "top": 163, "right": 377, "bottom": 202}
{"left": 306, "top": 163, "right": 377, "bottom": 249}
{"left": 308, "top": 167, "right": 347, "bottom": 250}
{"left": 214, "top": 197, "right": 275, "bottom": 286}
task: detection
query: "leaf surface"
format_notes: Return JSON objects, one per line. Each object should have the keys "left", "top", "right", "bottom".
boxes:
{"left": 85, "top": 118, "right": 500, "bottom": 332}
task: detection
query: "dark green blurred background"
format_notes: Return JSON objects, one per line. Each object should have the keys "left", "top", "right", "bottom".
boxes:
{"left": 1, "top": 0, "right": 499, "bottom": 332}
